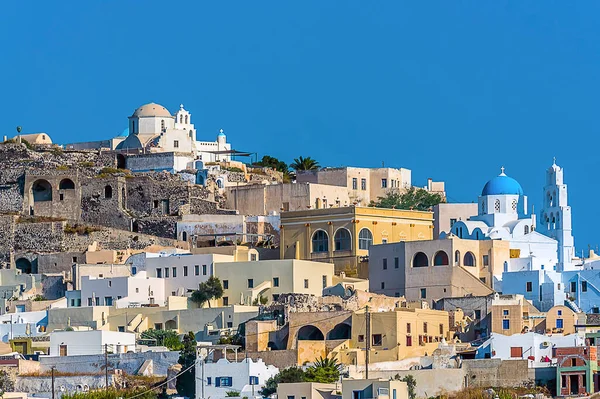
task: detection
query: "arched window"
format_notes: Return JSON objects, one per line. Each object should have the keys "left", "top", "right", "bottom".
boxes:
{"left": 524, "top": 225, "right": 529, "bottom": 235}
{"left": 297, "top": 325, "right": 324, "bottom": 340}
{"left": 315, "top": 198, "right": 322, "bottom": 209}
{"left": 481, "top": 201, "right": 485, "bottom": 213}
{"left": 463, "top": 252, "right": 476, "bottom": 266}
{"left": 185, "top": 115, "right": 188, "bottom": 124}
{"left": 32, "top": 179, "right": 52, "bottom": 202}
{"left": 494, "top": 199, "right": 501, "bottom": 212}
{"left": 454, "top": 250, "right": 460, "bottom": 266}
{"left": 511, "top": 199, "right": 517, "bottom": 212}
{"left": 59, "top": 179, "right": 75, "bottom": 190}
{"left": 413, "top": 252, "right": 429, "bottom": 267}
{"left": 312, "top": 230, "right": 329, "bottom": 253}
{"left": 104, "top": 185, "right": 113, "bottom": 199}
{"left": 216, "top": 179, "right": 223, "bottom": 189}
{"left": 161, "top": 120, "right": 165, "bottom": 131}
{"left": 131, "top": 120, "right": 136, "bottom": 134}
{"left": 433, "top": 251, "right": 449, "bottom": 266}
{"left": 358, "top": 228, "right": 373, "bottom": 250}
{"left": 334, "top": 228, "right": 351, "bottom": 251}
{"left": 179, "top": 114, "right": 183, "bottom": 123}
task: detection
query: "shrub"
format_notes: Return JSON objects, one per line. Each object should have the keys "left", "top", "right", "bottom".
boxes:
{"left": 64, "top": 224, "right": 101, "bottom": 235}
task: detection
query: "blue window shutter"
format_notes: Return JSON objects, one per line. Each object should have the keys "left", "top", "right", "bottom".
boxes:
{"left": 227, "top": 377, "right": 233, "bottom": 386}
{"left": 207, "top": 377, "right": 211, "bottom": 385}
{"left": 215, "top": 377, "right": 221, "bottom": 387}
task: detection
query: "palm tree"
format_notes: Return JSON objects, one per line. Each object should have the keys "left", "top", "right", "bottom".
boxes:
{"left": 290, "top": 156, "right": 320, "bottom": 171}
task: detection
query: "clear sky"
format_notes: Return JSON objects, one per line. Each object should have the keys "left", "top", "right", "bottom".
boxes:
{"left": 1, "top": 2, "right": 598, "bottom": 253}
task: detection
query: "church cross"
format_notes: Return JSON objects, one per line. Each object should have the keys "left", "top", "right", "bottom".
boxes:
{"left": 500, "top": 166, "right": 505, "bottom": 174}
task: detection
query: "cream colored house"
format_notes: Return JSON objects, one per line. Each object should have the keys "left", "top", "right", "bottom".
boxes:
{"left": 277, "top": 382, "right": 338, "bottom": 399}
{"left": 281, "top": 206, "right": 434, "bottom": 275}
{"left": 491, "top": 294, "right": 545, "bottom": 336}
{"left": 342, "top": 379, "right": 408, "bottom": 399}
{"left": 11, "top": 133, "right": 52, "bottom": 145}
{"left": 214, "top": 259, "right": 334, "bottom": 306}
{"left": 369, "top": 236, "right": 511, "bottom": 303}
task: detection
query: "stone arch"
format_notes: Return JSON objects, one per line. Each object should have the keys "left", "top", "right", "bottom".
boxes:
{"left": 15, "top": 258, "right": 32, "bottom": 274}
{"left": 104, "top": 185, "right": 113, "bottom": 199}
{"left": 327, "top": 323, "right": 351, "bottom": 340}
{"left": 334, "top": 228, "right": 351, "bottom": 251}
{"left": 165, "top": 319, "right": 177, "bottom": 330}
{"left": 412, "top": 252, "right": 429, "bottom": 267}
{"left": 116, "top": 154, "right": 126, "bottom": 169}
{"left": 464, "top": 251, "right": 476, "bottom": 267}
{"left": 31, "top": 179, "right": 52, "bottom": 202}
{"left": 433, "top": 251, "right": 449, "bottom": 266}
{"left": 297, "top": 325, "right": 324, "bottom": 340}
{"left": 59, "top": 179, "right": 75, "bottom": 190}
{"left": 358, "top": 228, "right": 373, "bottom": 250}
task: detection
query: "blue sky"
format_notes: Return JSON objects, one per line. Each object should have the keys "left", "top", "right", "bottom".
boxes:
{"left": 1, "top": 2, "right": 598, "bottom": 253}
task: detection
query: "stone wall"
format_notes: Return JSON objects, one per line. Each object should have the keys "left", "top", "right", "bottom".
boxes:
{"left": 462, "top": 359, "right": 532, "bottom": 389}
{"left": 16, "top": 375, "right": 113, "bottom": 398}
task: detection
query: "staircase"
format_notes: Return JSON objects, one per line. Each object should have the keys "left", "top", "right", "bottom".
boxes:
{"left": 565, "top": 298, "right": 581, "bottom": 313}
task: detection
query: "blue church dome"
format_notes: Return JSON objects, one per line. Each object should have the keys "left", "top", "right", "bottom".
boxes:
{"left": 481, "top": 169, "right": 523, "bottom": 196}
{"left": 117, "top": 127, "right": 129, "bottom": 137}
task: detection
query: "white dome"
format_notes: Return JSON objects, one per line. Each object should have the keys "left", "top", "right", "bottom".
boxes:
{"left": 131, "top": 103, "right": 172, "bottom": 118}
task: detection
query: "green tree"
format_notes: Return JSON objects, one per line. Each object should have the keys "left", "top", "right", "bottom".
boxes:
{"left": 0, "top": 370, "right": 14, "bottom": 396}
{"left": 191, "top": 276, "right": 224, "bottom": 308}
{"left": 176, "top": 332, "right": 197, "bottom": 398}
{"left": 256, "top": 155, "right": 291, "bottom": 183}
{"left": 140, "top": 329, "right": 183, "bottom": 351}
{"left": 394, "top": 374, "right": 417, "bottom": 399}
{"left": 371, "top": 187, "right": 444, "bottom": 211}
{"left": 259, "top": 367, "right": 306, "bottom": 397}
{"left": 304, "top": 356, "right": 341, "bottom": 384}
{"left": 289, "top": 156, "right": 320, "bottom": 171}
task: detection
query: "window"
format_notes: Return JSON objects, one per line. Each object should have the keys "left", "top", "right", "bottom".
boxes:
{"left": 207, "top": 377, "right": 212, "bottom": 386}
{"left": 483, "top": 255, "right": 489, "bottom": 266}
{"left": 556, "top": 318, "right": 564, "bottom": 329}
{"left": 195, "top": 265, "right": 199, "bottom": 276}
{"left": 582, "top": 281, "right": 588, "bottom": 292}
{"left": 312, "top": 230, "right": 329, "bottom": 253}
{"left": 571, "top": 358, "right": 577, "bottom": 367}
{"left": 494, "top": 199, "right": 500, "bottom": 212}
{"left": 502, "top": 319, "right": 510, "bottom": 330}
{"left": 59, "top": 344, "right": 68, "bottom": 357}
{"left": 511, "top": 199, "right": 517, "bottom": 211}
{"left": 223, "top": 280, "right": 229, "bottom": 289}
{"left": 420, "top": 288, "right": 426, "bottom": 299}
{"left": 593, "top": 307, "right": 599, "bottom": 314}
{"left": 172, "top": 267, "right": 177, "bottom": 278}
{"left": 251, "top": 253, "right": 257, "bottom": 261}
{"left": 358, "top": 229, "right": 373, "bottom": 250}
{"left": 108, "top": 281, "right": 112, "bottom": 287}
{"left": 372, "top": 334, "right": 382, "bottom": 346}
{"left": 216, "top": 377, "right": 232, "bottom": 387}
{"left": 304, "top": 279, "right": 309, "bottom": 289}
{"left": 510, "top": 347, "right": 523, "bottom": 358}
{"left": 131, "top": 266, "right": 137, "bottom": 275}
{"left": 322, "top": 275, "right": 327, "bottom": 289}
{"left": 104, "top": 185, "right": 113, "bottom": 199}
{"left": 361, "top": 178, "right": 367, "bottom": 190}
{"left": 394, "top": 257, "right": 399, "bottom": 269}
{"left": 381, "top": 178, "right": 387, "bottom": 188}
{"left": 334, "top": 229, "right": 351, "bottom": 251}
{"left": 382, "top": 238, "right": 388, "bottom": 244}
{"left": 450, "top": 218, "right": 457, "bottom": 227}
{"left": 223, "top": 297, "right": 229, "bottom": 306}
{"left": 88, "top": 298, "right": 93, "bottom": 306}
{"left": 156, "top": 268, "right": 162, "bottom": 278}
{"left": 406, "top": 336, "right": 412, "bottom": 346}
{"left": 526, "top": 282, "right": 533, "bottom": 292}
{"left": 423, "top": 322, "right": 428, "bottom": 334}
{"left": 202, "top": 265, "right": 207, "bottom": 275}
{"left": 358, "top": 335, "right": 364, "bottom": 342}
{"left": 105, "top": 297, "right": 113, "bottom": 306}
{"left": 383, "top": 258, "right": 388, "bottom": 270}
{"left": 118, "top": 326, "right": 125, "bottom": 332}
{"left": 173, "top": 140, "right": 179, "bottom": 148}
{"left": 558, "top": 310, "right": 562, "bottom": 316}
{"left": 272, "top": 294, "right": 279, "bottom": 301}
{"left": 154, "top": 323, "right": 163, "bottom": 330}
{"left": 249, "top": 376, "right": 259, "bottom": 385}
{"left": 248, "top": 279, "right": 254, "bottom": 288}
{"left": 352, "top": 178, "right": 358, "bottom": 190}
{"left": 164, "top": 268, "right": 169, "bottom": 278}
{"left": 381, "top": 282, "right": 385, "bottom": 289}
{"left": 273, "top": 277, "right": 279, "bottom": 287}
{"left": 475, "top": 310, "right": 481, "bottom": 320}
{"left": 183, "top": 266, "right": 188, "bottom": 277}
{"left": 439, "top": 324, "right": 444, "bottom": 335}
{"left": 571, "top": 281, "right": 577, "bottom": 292}
{"left": 561, "top": 375, "right": 567, "bottom": 388}
{"left": 153, "top": 200, "right": 159, "bottom": 209}
{"left": 95, "top": 297, "right": 100, "bottom": 306}
{"left": 503, "top": 309, "right": 509, "bottom": 316}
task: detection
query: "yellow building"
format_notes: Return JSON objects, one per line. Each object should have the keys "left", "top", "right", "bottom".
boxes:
{"left": 214, "top": 259, "right": 334, "bottom": 307}
{"left": 491, "top": 294, "right": 545, "bottom": 335}
{"left": 545, "top": 305, "right": 578, "bottom": 335}
{"left": 280, "top": 206, "right": 434, "bottom": 274}
{"left": 342, "top": 307, "right": 450, "bottom": 364}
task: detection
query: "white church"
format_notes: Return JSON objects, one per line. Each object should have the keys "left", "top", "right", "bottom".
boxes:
{"left": 441, "top": 160, "right": 577, "bottom": 274}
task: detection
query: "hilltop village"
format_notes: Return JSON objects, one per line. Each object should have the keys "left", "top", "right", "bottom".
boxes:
{"left": 0, "top": 102, "right": 595, "bottom": 399}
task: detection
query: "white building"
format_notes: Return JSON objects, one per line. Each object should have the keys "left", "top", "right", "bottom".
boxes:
{"left": 0, "top": 310, "right": 48, "bottom": 343}
{"left": 476, "top": 332, "right": 584, "bottom": 368}
{"left": 197, "top": 357, "right": 278, "bottom": 399}
{"left": 48, "top": 330, "right": 136, "bottom": 356}
{"left": 116, "top": 103, "right": 232, "bottom": 166}
{"left": 74, "top": 271, "right": 166, "bottom": 308}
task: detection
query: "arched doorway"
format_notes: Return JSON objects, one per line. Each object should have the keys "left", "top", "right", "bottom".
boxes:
{"left": 327, "top": 323, "right": 351, "bottom": 340}
{"left": 412, "top": 252, "right": 429, "bottom": 267}
{"left": 15, "top": 258, "right": 32, "bottom": 274}
{"left": 297, "top": 325, "right": 324, "bottom": 340}
{"left": 116, "top": 154, "right": 126, "bottom": 169}
{"left": 31, "top": 179, "right": 52, "bottom": 202}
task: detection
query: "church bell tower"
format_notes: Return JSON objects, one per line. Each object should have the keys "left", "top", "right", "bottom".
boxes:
{"left": 539, "top": 159, "right": 575, "bottom": 271}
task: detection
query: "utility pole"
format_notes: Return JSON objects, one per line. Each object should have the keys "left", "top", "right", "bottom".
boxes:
{"left": 365, "top": 306, "right": 370, "bottom": 380}
{"left": 201, "top": 354, "right": 205, "bottom": 399}
{"left": 104, "top": 343, "right": 109, "bottom": 390}
{"left": 51, "top": 366, "right": 55, "bottom": 399}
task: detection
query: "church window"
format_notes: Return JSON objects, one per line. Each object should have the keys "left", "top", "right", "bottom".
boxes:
{"left": 481, "top": 201, "right": 485, "bottom": 213}
{"left": 104, "top": 185, "right": 112, "bottom": 199}
{"left": 524, "top": 225, "right": 529, "bottom": 235}
{"left": 494, "top": 199, "right": 500, "bottom": 212}
{"left": 179, "top": 114, "right": 183, "bottom": 123}
{"left": 185, "top": 115, "right": 188, "bottom": 124}
{"left": 511, "top": 199, "right": 517, "bottom": 211}
{"left": 161, "top": 120, "right": 165, "bottom": 132}
{"left": 174, "top": 140, "right": 179, "bottom": 148}
{"left": 361, "top": 178, "right": 367, "bottom": 190}
{"left": 454, "top": 250, "right": 460, "bottom": 266}
{"left": 131, "top": 120, "right": 136, "bottom": 134}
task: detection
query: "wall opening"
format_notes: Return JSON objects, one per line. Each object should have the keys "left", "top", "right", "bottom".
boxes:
{"left": 31, "top": 179, "right": 53, "bottom": 202}
{"left": 297, "top": 325, "right": 324, "bottom": 340}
